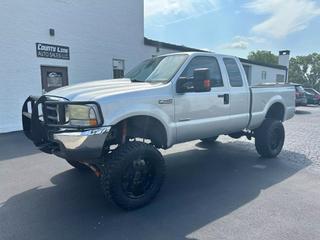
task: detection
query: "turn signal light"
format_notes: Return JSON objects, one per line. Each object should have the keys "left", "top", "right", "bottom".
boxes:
{"left": 89, "top": 119, "right": 98, "bottom": 126}
{"left": 204, "top": 79, "right": 211, "bottom": 90}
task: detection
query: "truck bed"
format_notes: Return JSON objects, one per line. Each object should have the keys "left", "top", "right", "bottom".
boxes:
{"left": 248, "top": 84, "right": 296, "bottom": 129}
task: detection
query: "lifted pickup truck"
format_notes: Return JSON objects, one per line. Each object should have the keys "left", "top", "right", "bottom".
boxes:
{"left": 22, "top": 52, "right": 295, "bottom": 210}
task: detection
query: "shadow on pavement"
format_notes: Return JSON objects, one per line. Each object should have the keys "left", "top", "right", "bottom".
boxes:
{"left": 304, "top": 105, "right": 320, "bottom": 108}
{"left": 295, "top": 110, "right": 311, "bottom": 115}
{"left": 0, "top": 140, "right": 311, "bottom": 240}
{"left": 0, "top": 131, "right": 39, "bottom": 161}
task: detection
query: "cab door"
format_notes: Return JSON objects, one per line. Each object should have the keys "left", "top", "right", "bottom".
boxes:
{"left": 221, "top": 58, "right": 250, "bottom": 132}
{"left": 174, "top": 56, "right": 230, "bottom": 143}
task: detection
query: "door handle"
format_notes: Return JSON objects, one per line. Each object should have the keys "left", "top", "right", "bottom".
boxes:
{"left": 218, "top": 94, "right": 230, "bottom": 104}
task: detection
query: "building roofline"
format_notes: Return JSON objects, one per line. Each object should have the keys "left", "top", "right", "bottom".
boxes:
{"left": 144, "top": 37, "right": 287, "bottom": 71}
{"left": 239, "top": 58, "right": 287, "bottom": 70}
{"left": 144, "top": 37, "right": 208, "bottom": 53}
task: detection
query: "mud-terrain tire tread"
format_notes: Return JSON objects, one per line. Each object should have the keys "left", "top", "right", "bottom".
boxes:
{"left": 100, "top": 141, "right": 165, "bottom": 210}
{"left": 255, "top": 119, "right": 285, "bottom": 158}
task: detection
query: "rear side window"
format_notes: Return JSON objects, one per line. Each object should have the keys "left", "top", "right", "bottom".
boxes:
{"left": 223, "top": 58, "right": 243, "bottom": 87}
{"left": 180, "top": 56, "right": 224, "bottom": 87}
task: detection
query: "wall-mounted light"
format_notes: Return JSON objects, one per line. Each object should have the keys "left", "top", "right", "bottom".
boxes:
{"left": 49, "top": 28, "right": 55, "bottom": 37}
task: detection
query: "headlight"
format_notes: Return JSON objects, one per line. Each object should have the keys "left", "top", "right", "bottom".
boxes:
{"left": 65, "top": 104, "right": 101, "bottom": 127}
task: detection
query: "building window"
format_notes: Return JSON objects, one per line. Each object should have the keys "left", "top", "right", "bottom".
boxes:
{"left": 261, "top": 71, "right": 267, "bottom": 80}
{"left": 113, "top": 59, "right": 125, "bottom": 79}
{"left": 276, "top": 74, "right": 285, "bottom": 83}
{"left": 41, "top": 66, "right": 68, "bottom": 93}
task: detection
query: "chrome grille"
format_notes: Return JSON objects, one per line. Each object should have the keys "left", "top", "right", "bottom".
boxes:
{"left": 44, "top": 96, "right": 69, "bottom": 125}
{"left": 45, "top": 102, "right": 59, "bottom": 125}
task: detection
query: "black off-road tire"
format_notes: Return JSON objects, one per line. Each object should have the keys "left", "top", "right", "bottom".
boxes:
{"left": 254, "top": 119, "right": 285, "bottom": 158}
{"left": 100, "top": 142, "right": 166, "bottom": 210}
{"left": 200, "top": 136, "right": 219, "bottom": 143}
{"left": 66, "top": 160, "right": 90, "bottom": 171}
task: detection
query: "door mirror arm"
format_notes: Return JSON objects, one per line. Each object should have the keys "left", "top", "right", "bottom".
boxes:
{"left": 176, "top": 77, "right": 194, "bottom": 93}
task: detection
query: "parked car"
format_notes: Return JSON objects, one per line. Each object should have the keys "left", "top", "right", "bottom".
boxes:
{"left": 293, "top": 84, "right": 307, "bottom": 106}
{"left": 22, "top": 52, "right": 296, "bottom": 210}
{"left": 305, "top": 88, "right": 320, "bottom": 104}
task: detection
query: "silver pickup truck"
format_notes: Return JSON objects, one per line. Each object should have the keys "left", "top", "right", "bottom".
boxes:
{"left": 22, "top": 52, "right": 295, "bottom": 210}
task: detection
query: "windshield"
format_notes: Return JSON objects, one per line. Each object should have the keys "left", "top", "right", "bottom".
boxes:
{"left": 125, "top": 54, "right": 188, "bottom": 83}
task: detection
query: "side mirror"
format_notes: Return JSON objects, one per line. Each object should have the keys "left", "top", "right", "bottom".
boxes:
{"left": 176, "top": 68, "right": 211, "bottom": 93}
{"left": 176, "top": 77, "right": 194, "bottom": 93}
{"left": 193, "top": 68, "right": 211, "bottom": 92}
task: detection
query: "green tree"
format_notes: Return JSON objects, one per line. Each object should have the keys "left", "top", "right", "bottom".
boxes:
{"left": 248, "top": 50, "right": 278, "bottom": 65}
{"left": 289, "top": 53, "right": 320, "bottom": 91}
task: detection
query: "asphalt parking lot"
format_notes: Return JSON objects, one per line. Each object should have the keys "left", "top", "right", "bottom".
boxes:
{"left": 1, "top": 106, "right": 320, "bottom": 240}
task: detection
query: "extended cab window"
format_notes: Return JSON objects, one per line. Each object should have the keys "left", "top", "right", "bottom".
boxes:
{"left": 223, "top": 58, "right": 243, "bottom": 87}
{"left": 180, "top": 56, "right": 223, "bottom": 87}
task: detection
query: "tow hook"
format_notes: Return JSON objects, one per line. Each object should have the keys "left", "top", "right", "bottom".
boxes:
{"left": 83, "top": 163, "right": 102, "bottom": 177}
{"left": 121, "top": 120, "right": 128, "bottom": 144}
{"left": 244, "top": 131, "right": 253, "bottom": 140}
{"left": 229, "top": 130, "right": 253, "bottom": 140}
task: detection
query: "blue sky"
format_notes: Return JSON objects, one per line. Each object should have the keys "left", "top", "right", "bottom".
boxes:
{"left": 144, "top": 0, "right": 320, "bottom": 58}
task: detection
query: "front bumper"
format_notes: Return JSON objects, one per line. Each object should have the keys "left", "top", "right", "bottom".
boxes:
{"left": 52, "top": 127, "right": 110, "bottom": 161}
{"left": 22, "top": 95, "right": 109, "bottom": 162}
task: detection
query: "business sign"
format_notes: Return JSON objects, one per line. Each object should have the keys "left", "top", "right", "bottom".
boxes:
{"left": 36, "top": 43, "right": 70, "bottom": 60}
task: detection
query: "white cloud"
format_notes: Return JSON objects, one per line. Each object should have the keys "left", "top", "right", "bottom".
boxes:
{"left": 200, "top": 48, "right": 214, "bottom": 52}
{"left": 144, "top": 0, "right": 219, "bottom": 18}
{"left": 246, "top": 0, "right": 320, "bottom": 38}
{"left": 225, "top": 40, "right": 249, "bottom": 49}
{"left": 222, "top": 36, "right": 266, "bottom": 49}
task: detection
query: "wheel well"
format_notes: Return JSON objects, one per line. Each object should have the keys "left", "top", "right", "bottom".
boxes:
{"left": 109, "top": 116, "right": 168, "bottom": 149}
{"left": 266, "top": 103, "right": 285, "bottom": 121}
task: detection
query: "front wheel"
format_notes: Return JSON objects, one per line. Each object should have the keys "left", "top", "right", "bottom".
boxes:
{"left": 254, "top": 119, "right": 285, "bottom": 158}
{"left": 100, "top": 142, "right": 166, "bottom": 210}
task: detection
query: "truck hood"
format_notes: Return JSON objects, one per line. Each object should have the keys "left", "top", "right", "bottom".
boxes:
{"left": 46, "top": 79, "right": 161, "bottom": 101}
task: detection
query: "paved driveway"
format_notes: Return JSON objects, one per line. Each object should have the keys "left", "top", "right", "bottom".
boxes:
{"left": 1, "top": 106, "right": 320, "bottom": 240}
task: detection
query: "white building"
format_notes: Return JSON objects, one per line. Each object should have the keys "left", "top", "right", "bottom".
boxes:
{"left": 240, "top": 51, "right": 289, "bottom": 86}
{"left": 0, "top": 0, "right": 289, "bottom": 133}
{"left": 0, "top": 0, "right": 203, "bottom": 133}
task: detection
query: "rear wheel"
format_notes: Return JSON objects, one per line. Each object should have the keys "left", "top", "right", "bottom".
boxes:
{"left": 100, "top": 142, "right": 166, "bottom": 210}
{"left": 255, "top": 119, "right": 285, "bottom": 158}
{"left": 200, "top": 136, "right": 219, "bottom": 143}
